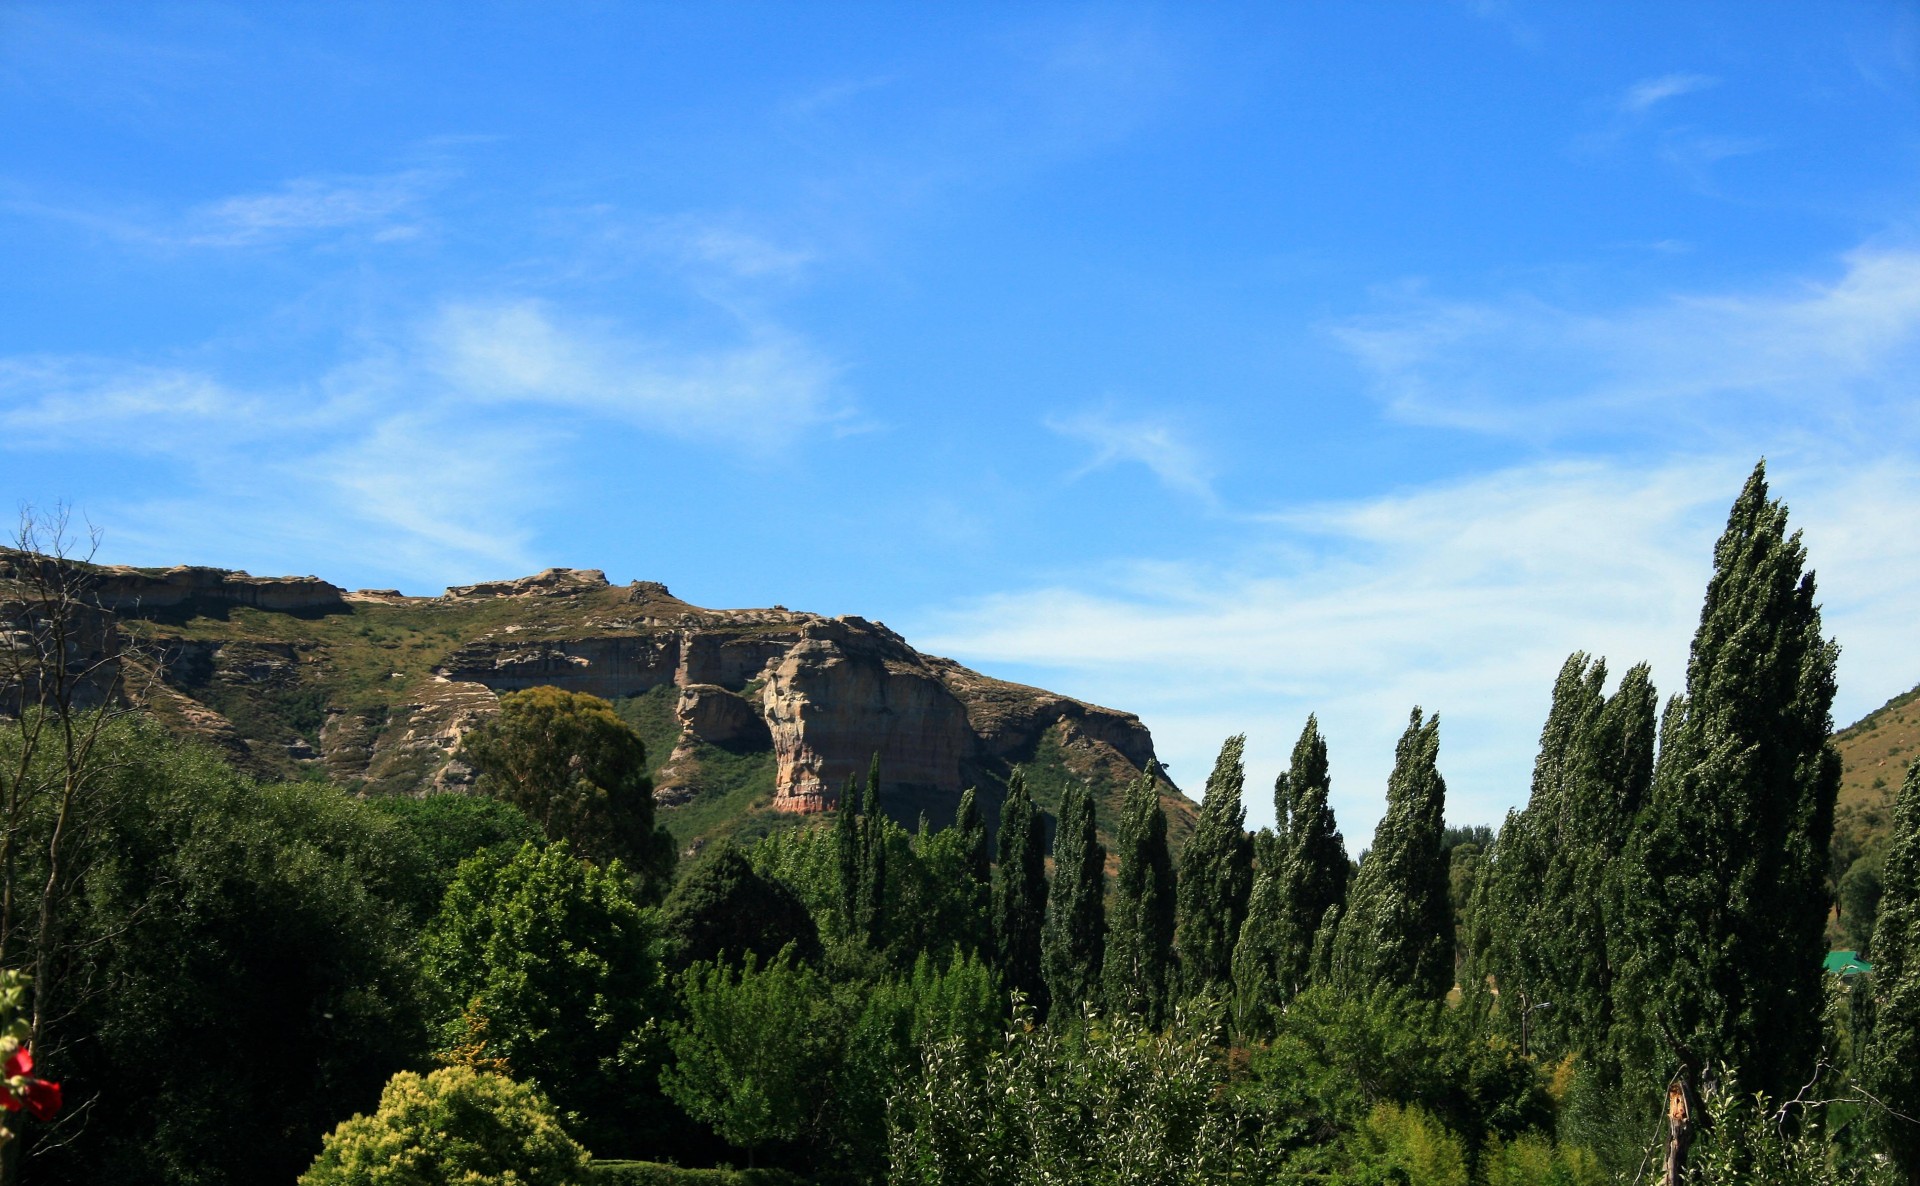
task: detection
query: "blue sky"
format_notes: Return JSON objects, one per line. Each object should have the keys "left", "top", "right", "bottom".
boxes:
{"left": 5, "top": 2, "right": 1920, "bottom": 837}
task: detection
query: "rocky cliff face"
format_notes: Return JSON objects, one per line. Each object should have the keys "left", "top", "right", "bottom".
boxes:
{"left": 422, "top": 571, "right": 1157, "bottom": 816}
{"left": 33, "top": 562, "right": 1170, "bottom": 837}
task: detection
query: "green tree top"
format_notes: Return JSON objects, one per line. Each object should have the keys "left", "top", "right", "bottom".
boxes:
{"left": 1177, "top": 735, "right": 1255, "bottom": 999}
{"left": 1332, "top": 709, "right": 1451, "bottom": 998}
{"left": 1614, "top": 461, "right": 1841, "bottom": 1100}
{"left": 460, "top": 686, "right": 674, "bottom": 899}
{"left": 420, "top": 841, "right": 660, "bottom": 1154}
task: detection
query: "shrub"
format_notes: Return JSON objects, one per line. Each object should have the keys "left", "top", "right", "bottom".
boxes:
{"left": 300, "top": 1066, "right": 590, "bottom": 1186}
{"left": 1341, "top": 1104, "right": 1469, "bottom": 1186}
{"left": 590, "top": 1162, "right": 808, "bottom": 1185}
{"left": 1479, "top": 1132, "right": 1608, "bottom": 1186}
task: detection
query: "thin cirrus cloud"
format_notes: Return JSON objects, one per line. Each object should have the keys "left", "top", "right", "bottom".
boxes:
{"left": 184, "top": 169, "right": 440, "bottom": 246}
{"left": 1620, "top": 72, "right": 1719, "bottom": 114}
{"left": 918, "top": 454, "right": 1920, "bottom": 838}
{"left": 3, "top": 167, "right": 442, "bottom": 249}
{"left": 1328, "top": 244, "right": 1920, "bottom": 443}
{"left": 1045, "top": 405, "right": 1216, "bottom": 501}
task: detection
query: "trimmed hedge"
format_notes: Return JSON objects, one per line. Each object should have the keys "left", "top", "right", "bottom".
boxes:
{"left": 591, "top": 1162, "right": 810, "bottom": 1186}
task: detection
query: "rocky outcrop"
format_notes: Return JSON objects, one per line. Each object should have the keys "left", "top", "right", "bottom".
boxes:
{"left": 89, "top": 565, "right": 346, "bottom": 614}
{"left": 677, "top": 684, "right": 768, "bottom": 747}
{"left": 759, "top": 618, "right": 974, "bottom": 811}
{"left": 445, "top": 568, "right": 610, "bottom": 599}
{"left": 55, "top": 558, "right": 1169, "bottom": 820}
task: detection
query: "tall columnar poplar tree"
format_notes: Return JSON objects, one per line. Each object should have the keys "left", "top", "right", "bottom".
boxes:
{"left": 1476, "top": 656, "right": 1656, "bottom": 1069}
{"left": 1613, "top": 462, "right": 1841, "bottom": 1102}
{"left": 1861, "top": 760, "right": 1920, "bottom": 1185}
{"left": 834, "top": 771, "right": 861, "bottom": 937}
{"left": 1274, "top": 716, "right": 1349, "bottom": 999}
{"left": 1233, "top": 717, "right": 1348, "bottom": 1034}
{"left": 1104, "top": 769, "right": 1177, "bottom": 1024}
{"left": 1330, "top": 708, "right": 1452, "bottom": 998}
{"left": 1176, "top": 735, "right": 1255, "bottom": 1000}
{"left": 993, "top": 769, "right": 1049, "bottom": 1013}
{"left": 856, "top": 754, "right": 887, "bottom": 947}
{"left": 1042, "top": 780, "right": 1106, "bottom": 1018}
{"left": 955, "top": 787, "right": 990, "bottom": 887}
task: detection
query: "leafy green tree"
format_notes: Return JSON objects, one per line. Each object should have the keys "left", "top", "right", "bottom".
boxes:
{"left": 889, "top": 1003, "right": 1273, "bottom": 1186}
{"left": 660, "top": 844, "right": 821, "bottom": 971}
{"left": 299, "top": 1066, "right": 590, "bottom": 1186}
{"left": 857, "top": 755, "right": 888, "bottom": 947}
{"left": 1237, "top": 716, "right": 1350, "bottom": 1032}
{"left": 1612, "top": 462, "right": 1842, "bottom": 1101}
{"left": 954, "top": 786, "right": 989, "bottom": 885}
{"left": 1330, "top": 708, "right": 1452, "bottom": 998}
{"left": 420, "top": 841, "right": 661, "bottom": 1157}
{"left": 1860, "top": 759, "right": 1920, "bottom": 1183}
{"left": 1476, "top": 655, "right": 1656, "bottom": 1071}
{"left": 834, "top": 771, "right": 862, "bottom": 937}
{"left": 1273, "top": 716, "right": 1349, "bottom": 999}
{"left": 460, "top": 687, "right": 674, "bottom": 898}
{"left": 1041, "top": 781, "right": 1105, "bottom": 1018}
{"left": 663, "top": 950, "right": 844, "bottom": 1167}
{"left": 369, "top": 792, "right": 544, "bottom": 919}
{"left": 1176, "top": 735, "right": 1255, "bottom": 1001}
{"left": 1105, "top": 771, "right": 1177, "bottom": 1024}
{"left": 1231, "top": 866, "right": 1287, "bottom": 1039}
{"left": 21, "top": 720, "right": 427, "bottom": 1186}
{"left": 914, "top": 798, "right": 990, "bottom": 961}
{"left": 993, "top": 769, "right": 1049, "bottom": 1012}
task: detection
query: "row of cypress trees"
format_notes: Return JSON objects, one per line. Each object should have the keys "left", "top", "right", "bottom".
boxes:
{"left": 825, "top": 462, "right": 1920, "bottom": 1178}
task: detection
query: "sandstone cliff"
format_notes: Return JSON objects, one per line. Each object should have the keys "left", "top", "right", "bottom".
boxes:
{"left": 12, "top": 559, "right": 1181, "bottom": 847}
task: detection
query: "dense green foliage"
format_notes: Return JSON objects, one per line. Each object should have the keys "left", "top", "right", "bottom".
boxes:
{"left": 1104, "top": 770, "right": 1178, "bottom": 1024}
{"left": 6, "top": 463, "right": 1908, "bottom": 1185}
{"left": 591, "top": 1164, "right": 807, "bottom": 1186}
{"left": 370, "top": 791, "right": 546, "bottom": 918}
{"left": 461, "top": 686, "right": 676, "bottom": 898}
{"left": 1234, "top": 716, "right": 1350, "bottom": 1034}
{"left": 1331, "top": 708, "right": 1453, "bottom": 997}
{"left": 1471, "top": 654, "right": 1657, "bottom": 1070}
{"left": 1175, "top": 734, "right": 1255, "bottom": 1000}
{"left": 1613, "top": 462, "right": 1842, "bottom": 1101}
{"left": 664, "top": 950, "right": 842, "bottom": 1162}
{"left": 992, "top": 769, "right": 1048, "bottom": 1012}
{"left": 1860, "top": 759, "right": 1920, "bottom": 1182}
{"left": 1040, "top": 779, "right": 1105, "bottom": 1017}
{"left": 11, "top": 718, "right": 428, "bottom": 1186}
{"left": 300, "top": 1066, "right": 591, "bottom": 1186}
{"left": 420, "top": 841, "right": 663, "bottom": 1157}
{"left": 661, "top": 844, "right": 821, "bottom": 971}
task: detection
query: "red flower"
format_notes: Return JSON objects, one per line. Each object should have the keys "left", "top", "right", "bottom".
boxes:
{"left": 20, "top": 1078, "right": 58, "bottom": 1122}
{"left": 0, "top": 1046, "right": 60, "bottom": 1121}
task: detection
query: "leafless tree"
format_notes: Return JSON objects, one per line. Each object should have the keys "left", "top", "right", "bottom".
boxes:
{"left": 0, "top": 506, "right": 158, "bottom": 1174}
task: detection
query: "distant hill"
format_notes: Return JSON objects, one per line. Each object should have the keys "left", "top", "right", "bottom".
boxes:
{"left": 0, "top": 555, "right": 1192, "bottom": 857}
{"left": 1833, "top": 680, "right": 1920, "bottom": 866}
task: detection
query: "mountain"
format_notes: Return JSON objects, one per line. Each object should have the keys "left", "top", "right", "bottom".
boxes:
{"left": 8, "top": 557, "right": 1192, "bottom": 855}
{"left": 1833, "top": 679, "right": 1920, "bottom": 865}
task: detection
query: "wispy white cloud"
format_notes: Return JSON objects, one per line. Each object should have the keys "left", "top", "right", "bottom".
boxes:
{"left": 1621, "top": 72, "right": 1718, "bottom": 114}
{"left": 185, "top": 170, "right": 438, "bottom": 246}
{"left": 916, "top": 455, "right": 1920, "bottom": 839}
{"left": 1046, "top": 405, "right": 1215, "bottom": 501}
{"left": 0, "top": 295, "right": 849, "bottom": 582}
{"left": 1330, "top": 244, "right": 1920, "bottom": 443}
{"left": 3, "top": 167, "right": 443, "bottom": 249}
{"left": 430, "top": 300, "right": 845, "bottom": 452}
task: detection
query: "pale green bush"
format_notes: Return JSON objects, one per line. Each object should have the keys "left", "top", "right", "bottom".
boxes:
{"left": 300, "top": 1065, "right": 591, "bottom": 1186}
